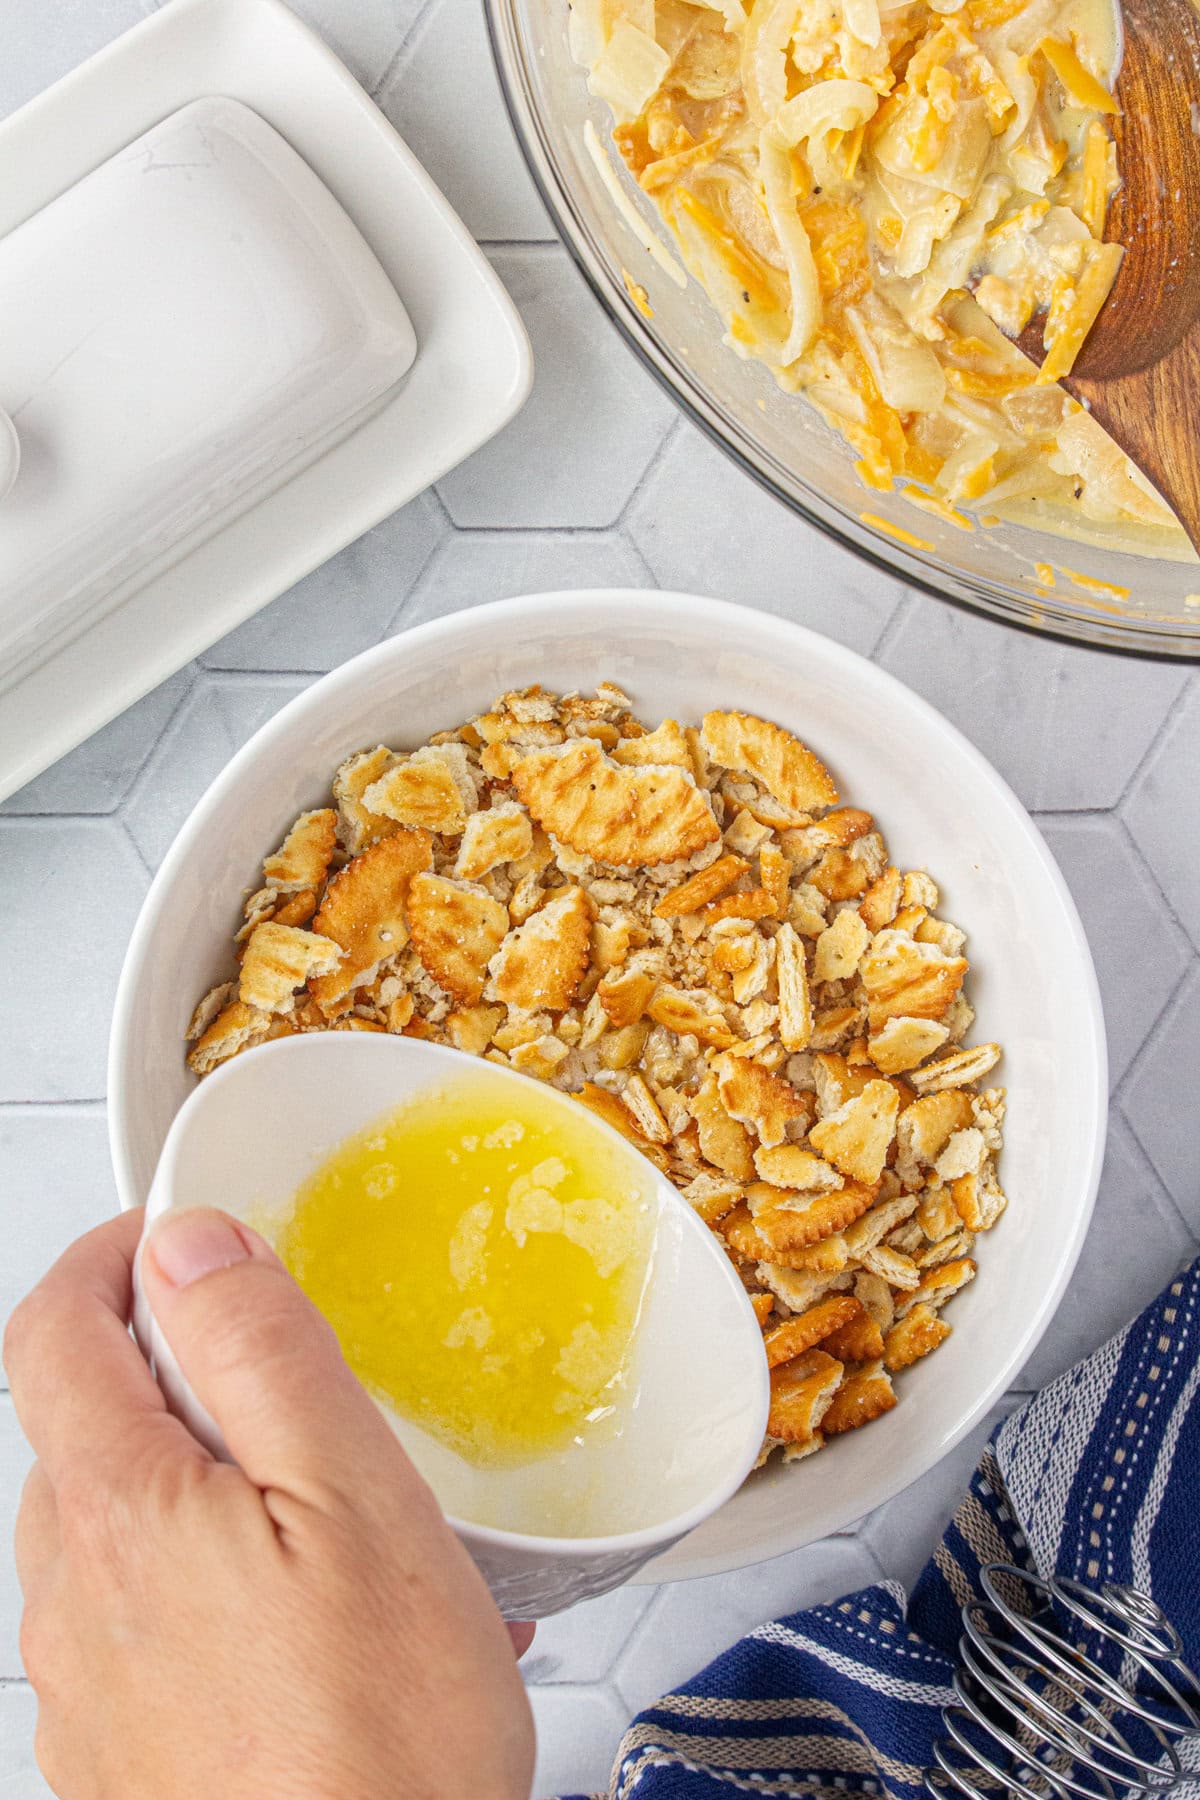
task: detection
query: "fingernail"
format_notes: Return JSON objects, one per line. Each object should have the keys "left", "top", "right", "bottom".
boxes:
{"left": 147, "top": 1209, "right": 264, "bottom": 1289}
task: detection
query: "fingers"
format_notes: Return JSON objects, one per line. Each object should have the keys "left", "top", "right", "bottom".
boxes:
{"left": 4, "top": 1212, "right": 195, "bottom": 1490}
{"left": 140, "top": 1209, "right": 420, "bottom": 1500}
{"left": 507, "top": 1622, "right": 536, "bottom": 1659}
{"left": 14, "top": 1463, "right": 57, "bottom": 1599}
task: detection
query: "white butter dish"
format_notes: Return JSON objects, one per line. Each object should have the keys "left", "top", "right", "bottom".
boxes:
{"left": 0, "top": 96, "right": 417, "bottom": 693}
{"left": 0, "top": 0, "right": 532, "bottom": 803}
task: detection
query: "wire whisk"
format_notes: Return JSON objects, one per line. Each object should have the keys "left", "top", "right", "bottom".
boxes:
{"left": 926, "top": 1563, "right": 1200, "bottom": 1800}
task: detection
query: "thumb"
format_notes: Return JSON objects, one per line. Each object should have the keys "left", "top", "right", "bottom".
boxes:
{"left": 141, "top": 1207, "right": 410, "bottom": 1498}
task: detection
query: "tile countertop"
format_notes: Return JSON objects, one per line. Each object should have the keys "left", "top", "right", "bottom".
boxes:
{"left": 2, "top": 2, "right": 1199, "bottom": 1795}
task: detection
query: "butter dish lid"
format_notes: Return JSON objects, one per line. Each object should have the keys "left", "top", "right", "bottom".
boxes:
{"left": 0, "top": 95, "right": 417, "bottom": 691}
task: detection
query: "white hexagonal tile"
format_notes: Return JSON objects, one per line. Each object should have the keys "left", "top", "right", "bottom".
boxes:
{"left": 397, "top": 528, "right": 651, "bottom": 631}
{"left": 612, "top": 1535, "right": 882, "bottom": 1717}
{"left": 877, "top": 591, "right": 1189, "bottom": 812}
{"left": 1121, "top": 965, "right": 1200, "bottom": 1237}
{"left": 378, "top": 0, "right": 552, "bottom": 242}
{"left": 199, "top": 497, "right": 443, "bottom": 673}
{"left": 0, "top": 1683, "right": 50, "bottom": 1798}
{"left": 1, "top": 671, "right": 194, "bottom": 817}
{"left": 0, "top": 822, "right": 148, "bottom": 1103}
{"left": 528, "top": 1683, "right": 628, "bottom": 1800}
{"left": 0, "top": 1399, "right": 34, "bottom": 1676}
{"left": 1123, "top": 676, "right": 1200, "bottom": 955}
{"left": 0, "top": 1109, "right": 116, "bottom": 1379}
{"left": 859, "top": 1396, "right": 1022, "bottom": 1596}
{"left": 1035, "top": 814, "right": 1193, "bottom": 1085}
{"left": 0, "top": 0, "right": 150, "bottom": 122}
{"left": 628, "top": 425, "right": 904, "bottom": 657}
{"left": 520, "top": 1581, "right": 655, "bottom": 1689}
{"left": 122, "top": 675, "right": 313, "bottom": 871}
{"left": 1019, "top": 1118, "right": 1196, "bottom": 1393}
{"left": 437, "top": 249, "right": 675, "bottom": 529}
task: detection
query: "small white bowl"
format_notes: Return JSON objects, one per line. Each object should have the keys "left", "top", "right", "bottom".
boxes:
{"left": 109, "top": 590, "right": 1107, "bottom": 1584}
{"left": 133, "top": 1033, "right": 769, "bottom": 1617}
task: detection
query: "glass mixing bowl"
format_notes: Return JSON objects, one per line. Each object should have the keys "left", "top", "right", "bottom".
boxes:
{"left": 485, "top": 0, "right": 1200, "bottom": 656}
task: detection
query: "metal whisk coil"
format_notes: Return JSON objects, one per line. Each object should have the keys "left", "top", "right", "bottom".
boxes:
{"left": 926, "top": 1564, "right": 1200, "bottom": 1800}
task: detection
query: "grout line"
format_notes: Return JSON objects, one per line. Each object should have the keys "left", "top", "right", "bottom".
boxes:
{"left": 1111, "top": 666, "right": 1193, "bottom": 815}
{"left": 1111, "top": 1103, "right": 1200, "bottom": 1252}
{"left": 1027, "top": 805, "right": 1118, "bottom": 820}
{"left": 0, "top": 1099, "right": 106, "bottom": 1114}
{"left": 1115, "top": 957, "right": 1200, "bottom": 1116}
{"left": 613, "top": 415, "right": 684, "bottom": 534}
{"left": 868, "top": 585, "right": 915, "bottom": 665}
{"left": 1110, "top": 811, "right": 1200, "bottom": 958}
{"left": 367, "top": 0, "right": 436, "bottom": 103}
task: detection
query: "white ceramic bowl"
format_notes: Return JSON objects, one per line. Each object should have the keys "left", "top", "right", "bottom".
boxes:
{"left": 131, "top": 1034, "right": 770, "bottom": 1617}
{"left": 109, "top": 590, "right": 1108, "bottom": 1583}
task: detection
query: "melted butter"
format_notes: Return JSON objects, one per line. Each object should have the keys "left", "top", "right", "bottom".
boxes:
{"left": 273, "top": 1079, "right": 655, "bottom": 1469}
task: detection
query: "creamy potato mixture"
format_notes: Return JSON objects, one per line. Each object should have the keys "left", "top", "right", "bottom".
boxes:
{"left": 573, "top": 0, "right": 1186, "bottom": 548}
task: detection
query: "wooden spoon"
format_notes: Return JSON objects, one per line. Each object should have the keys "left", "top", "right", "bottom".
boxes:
{"left": 1015, "top": 0, "right": 1200, "bottom": 550}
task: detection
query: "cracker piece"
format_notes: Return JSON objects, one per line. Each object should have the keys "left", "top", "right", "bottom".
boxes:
{"left": 896, "top": 1091, "right": 976, "bottom": 1177}
{"left": 597, "top": 966, "right": 656, "bottom": 1029}
{"left": 310, "top": 830, "right": 433, "bottom": 1013}
{"left": 750, "top": 1293, "right": 776, "bottom": 1328}
{"left": 689, "top": 1072, "right": 757, "bottom": 1181}
{"left": 487, "top": 886, "right": 593, "bottom": 1012}
{"left": 934, "top": 1128, "right": 987, "bottom": 1182}
{"left": 573, "top": 1081, "right": 652, "bottom": 1145}
{"left": 854, "top": 1271, "right": 895, "bottom": 1331}
{"left": 454, "top": 802, "right": 534, "bottom": 881}
{"left": 701, "top": 711, "right": 838, "bottom": 813}
{"left": 917, "top": 1188, "right": 963, "bottom": 1242}
{"left": 754, "top": 1435, "right": 785, "bottom": 1469}
{"left": 186, "top": 981, "right": 236, "bottom": 1043}
{"left": 363, "top": 745, "right": 477, "bottom": 836}
{"left": 240, "top": 922, "right": 342, "bottom": 1014}
{"left": 782, "top": 1433, "right": 826, "bottom": 1462}
{"left": 759, "top": 845, "right": 792, "bottom": 918}
{"left": 902, "top": 872, "right": 939, "bottom": 910}
{"left": 822, "top": 1309, "right": 886, "bottom": 1364}
{"left": 752, "top": 1145, "right": 842, "bottom": 1191}
{"left": 654, "top": 853, "right": 748, "bottom": 918}
{"left": 915, "top": 1230, "right": 974, "bottom": 1270}
{"left": 723, "top": 1204, "right": 847, "bottom": 1271}
{"left": 844, "top": 1191, "right": 920, "bottom": 1259}
{"left": 700, "top": 888, "right": 776, "bottom": 928}
{"left": 810, "top": 846, "right": 878, "bottom": 902}
{"left": 884, "top": 1305, "right": 952, "bottom": 1371}
{"left": 648, "top": 985, "right": 736, "bottom": 1049}
{"left": 512, "top": 737, "right": 719, "bottom": 866}
{"left": 386, "top": 993, "right": 416, "bottom": 1034}
{"left": 775, "top": 923, "right": 813, "bottom": 1052}
{"left": 894, "top": 1256, "right": 976, "bottom": 1319}
{"left": 869, "top": 1016, "right": 950, "bottom": 1075}
{"left": 757, "top": 1263, "right": 853, "bottom": 1312}
{"left": 859, "top": 866, "right": 903, "bottom": 932}
{"left": 821, "top": 1361, "right": 896, "bottom": 1435}
{"left": 768, "top": 1349, "right": 845, "bottom": 1441}
{"left": 745, "top": 1181, "right": 876, "bottom": 1248}
{"left": 860, "top": 929, "right": 968, "bottom": 1031}
{"left": 813, "top": 909, "right": 870, "bottom": 984}
{"left": 186, "top": 999, "right": 276, "bottom": 1074}
{"left": 810, "top": 1007, "right": 864, "bottom": 1052}
{"left": 407, "top": 873, "right": 510, "bottom": 1006}
{"left": 620, "top": 1073, "right": 672, "bottom": 1144}
{"left": 262, "top": 809, "right": 338, "bottom": 893}
{"left": 509, "top": 1036, "right": 571, "bottom": 1081}
{"left": 861, "top": 1244, "right": 921, "bottom": 1290}
{"left": 611, "top": 718, "right": 691, "bottom": 767}
{"left": 725, "top": 809, "right": 774, "bottom": 857}
{"left": 809, "top": 1080, "right": 900, "bottom": 1184}
{"left": 333, "top": 747, "right": 402, "bottom": 853}
{"left": 908, "top": 1043, "right": 1002, "bottom": 1093}
{"left": 272, "top": 890, "right": 318, "bottom": 928}
{"left": 763, "top": 1296, "right": 861, "bottom": 1367}
{"left": 679, "top": 1172, "right": 745, "bottom": 1225}
{"left": 716, "top": 1054, "right": 809, "bottom": 1148}
{"left": 951, "top": 1168, "right": 1008, "bottom": 1232}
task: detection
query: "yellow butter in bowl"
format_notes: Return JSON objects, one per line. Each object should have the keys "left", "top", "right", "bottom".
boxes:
{"left": 273, "top": 1080, "right": 655, "bottom": 1470}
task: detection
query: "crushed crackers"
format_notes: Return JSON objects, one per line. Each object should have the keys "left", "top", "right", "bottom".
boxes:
{"left": 185, "top": 683, "right": 1007, "bottom": 1476}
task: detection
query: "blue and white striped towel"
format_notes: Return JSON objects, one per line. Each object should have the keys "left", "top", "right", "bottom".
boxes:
{"left": 565, "top": 1258, "right": 1200, "bottom": 1799}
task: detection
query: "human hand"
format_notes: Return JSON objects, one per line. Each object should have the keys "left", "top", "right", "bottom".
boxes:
{"left": 7, "top": 1208, "right": 536, "bottom": 1800}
